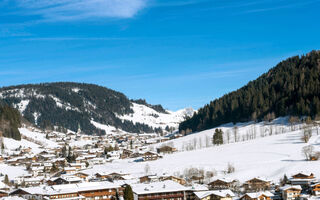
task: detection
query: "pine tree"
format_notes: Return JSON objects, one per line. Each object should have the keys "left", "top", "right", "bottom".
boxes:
{"left": 123, "top": 185, "right": 134, "bottom": 200}
{"left": 213, "top": 129, "right": 224, "bottom": 145}
{"left": 4, "top": 174, "right": 9, "bottom": 185}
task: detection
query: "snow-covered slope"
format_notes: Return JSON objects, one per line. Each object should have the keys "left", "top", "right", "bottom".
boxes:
{"left": 19, "top": 128, "right": 59, "bottom": 149}
{"left": 1, "top": 128, "right": 60, "bottom": 155}
{"left": 117, "top": 103, "right": 194, "bottom": 129}
{"left": 84, "top": 119, "right": 320, "bottom": 183}
{"left": 152, "top": 117, "right": 295, "bottom": 151}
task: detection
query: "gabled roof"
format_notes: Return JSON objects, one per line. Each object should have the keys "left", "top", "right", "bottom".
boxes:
{"left": 209, "top": 178, "right": 236, "bottom": 184}
{"left": 131, "top": 180, "right": 187, "bottom": 195}
{"left": 194, "top": 190, "right": 235, "bottom": 199}
{"left": 241, "top": 191, "right": 274, "bottom": 199}
{"left": 11, "top": 181, "right": 121, "bottom": 196}
{"left": 280, "top": 185, "right": 302, "bottom": 191}
{"left": 246, "top": 177, "right": 270, "bottom": 183}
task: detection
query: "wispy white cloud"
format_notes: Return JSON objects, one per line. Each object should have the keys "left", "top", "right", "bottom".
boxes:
{"left": 239, "top": 0, "right": 320, "bottom": 14}
{"left": 22, "top": 37, "right": 127, "bottom": 41}
{"left": 8, "top": 0, "right": 147, "bottom": 21}
{"left": 150, "top": 0, "right": 208, "bottom": 7}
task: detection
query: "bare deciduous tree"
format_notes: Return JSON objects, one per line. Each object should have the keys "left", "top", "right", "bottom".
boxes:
{"left": 301, "top": 126, "right": 312, "bottom": 143}
{"left": 302, "top": 145, "right": 314, "bottom": 160}
{"left": 144, "top": 164, "right": 150, "bottom": 175}
{"left": 227, "top": 163, "right": 235, "bottom": 174}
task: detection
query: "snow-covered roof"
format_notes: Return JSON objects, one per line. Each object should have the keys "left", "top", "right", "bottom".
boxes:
{"left": 242, "top": 191, "right": 274, "bottom": 199}
{"left": 280, "top": 185, "right": 302, "bottom": 191}
{"left": 194, "top": 190, "right": 235, "bottom": 199}
{"left": 210, "top": 178, "right": 236, "bottom": 183}
{"left": 131, "top": 180, "right": 187, "bottom": 195}
{"left": 0, "top": 197, "right": 26, "bottom": 200}
{"left": 13, "top": 181, "right": 121, "bottom": 195}
{"left": 0, "top": 181, "right": 9, "bottom": 189}
{"left": 186, "top": 183, "right": 208, "bottom": 191}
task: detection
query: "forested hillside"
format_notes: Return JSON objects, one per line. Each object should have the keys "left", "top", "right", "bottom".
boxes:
{"left": 179, "top": 50, "right": 320, "bottom": 134}
{"left": 0, "top": 82, "right": 158, "bottom": 135}
{"left": 0, "top": 103, "right": 21, "bottom": 140}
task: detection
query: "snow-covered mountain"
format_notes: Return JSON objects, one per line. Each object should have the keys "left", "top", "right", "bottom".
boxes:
{"left": 0, "top": 82, "right": 194, "bottom": 135}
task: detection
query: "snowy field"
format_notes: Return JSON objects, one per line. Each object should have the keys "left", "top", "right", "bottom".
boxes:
{"left": 0, "top": 164, "right": 27, "bottom": 180}
{"left": 83, "top": 121, "right": 320, "bottom": 183}
{"left": 3, "top": 137, "right": 41, "bottom": 154}
{"left": 19, "top": 128, "right": 59, "bottom": 149}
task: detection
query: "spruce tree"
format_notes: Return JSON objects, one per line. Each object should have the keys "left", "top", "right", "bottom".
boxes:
{"left": 213, "top": 129, "right": 223, "bottom": 145}
{"left": 123, "top": 185, "right": 134, "bottom": 200}
{"left": 4, "top": 174, "right": 9, "bottom": 185}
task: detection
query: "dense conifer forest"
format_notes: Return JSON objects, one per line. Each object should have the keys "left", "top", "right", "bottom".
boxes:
{"left": 179, "top": 50, "right": 320, "bottom": 134}
{"left": 0, "top": 103, "right": 21, "bottom": 140}
{"left": 0, "top": 82, "right": 158, "bottom": 135}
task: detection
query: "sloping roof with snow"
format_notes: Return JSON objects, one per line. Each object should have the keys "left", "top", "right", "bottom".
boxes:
{"left": 194, "top": 190, "right": 235, "bottom": 199}
{"left": 242, "top": 191, "right": 274, "bottom": 199}
{"left": 12, "top": 181, "right": 121, "bottom": 195}
{"left": 131, "top": 180, "right": 187, "bottom": 195}
{"left": 280, "top": 185, "right": 302, "bottom": 191}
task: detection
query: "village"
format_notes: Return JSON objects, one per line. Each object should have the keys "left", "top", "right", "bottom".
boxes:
{"left": 0, "top": 123, "right": 320, "bottom": 200}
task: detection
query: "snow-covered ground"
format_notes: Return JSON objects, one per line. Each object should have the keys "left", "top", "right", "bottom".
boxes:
{"left": 2, "top": 137, "right": 42, "bottom": 154}
{"left": 152, "top": 117, "right": 297, "bottom": 151}
{"left": 117, "top": 103, "right": 194, "bottom": 129}
{"left": 90, "top": 120, "right": 124, "bottom": 136}
{"left": 19, "top": 128, "right": 59, "bottom": 149}
{"left": 83, "top": 120, "right": 320, "bottom": 183}
{"left": 0, "top": 164, "right": 27, "bottom": 180}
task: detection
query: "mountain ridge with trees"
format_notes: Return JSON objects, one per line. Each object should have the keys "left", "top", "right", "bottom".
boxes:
{"left": 0, "top": 82, "right": 171, "bottom": 135}
{"left": 179, "top": 50, "right": 320, "bottom": 134}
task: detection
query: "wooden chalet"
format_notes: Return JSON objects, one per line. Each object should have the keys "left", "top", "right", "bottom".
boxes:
{"left": 194, "top": 190, "right": 235, "bottom": 200}
{"left": 63, "top": 167, "right": 77, "bottom": 174}
{"left": 160, "top": 176, "right": 186, "bottom": 185}
{"left": 290, "top": 173, "right": 316, "bottom": 186}
{"left": 240, "top": 191, "right": 274, "bottom": 200}
{"left": 142, "top": 151, "right": 161, "bottom": 161}
{"left": 312, "top": 183, "right": 320, "bottom": 196}
{"left": 156, "top": 146, "right": 177, "bottom": 154}
{"left": 10, "top": 181, "right": 122, "bottom": 200}
{"left": 208, "top": 179, "right": 237, "bottom": 190}
{"left": 292, "top": 173, "right": 314, "bottom": 179}
{"left": 131, "top": 180, "right": 187, "bottom": 200}
{"left": 120, "top": 149, "right": 133, "bottom": 159}
{"left": 139, "top": 175, "right": 159, "bottom": 183}
{"left": 0, "top": 190, "right": 8, "bottom": 198}
{"left": 95, "top": 172, "right": 126, "bottom": 181}
{"left": 243, "top": 178, "right": 271, "bottom": 191}
{"left": 47, "top": 177, "right": 69, "bottom": 186}
{"left": 75, "top": 172, "right": 90, "bottom": 180}
{"left": 280, "top": 185, "right": 302, "bottom": 200}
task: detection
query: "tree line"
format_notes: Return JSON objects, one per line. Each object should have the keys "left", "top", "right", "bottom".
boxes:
{"left": 0, "top": 82, "right": 164, "bottom": 135}
{"left": 180, "top": 50, "right": 320, "bottom": 134}
{"left": 0, "top": 103, "right": 21, "bottom": 140}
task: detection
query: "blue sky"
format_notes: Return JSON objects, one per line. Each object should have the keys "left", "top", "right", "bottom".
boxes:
{"left": 0, "top": 0, "right": 319, "bottom": 110}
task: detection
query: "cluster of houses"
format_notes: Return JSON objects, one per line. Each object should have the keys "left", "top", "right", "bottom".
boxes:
{"left": 0, "top": 170, "right": 320, "bottom": 200}
{"left": 0, "top": 127, "right": 180, "bottom": 194}
{"left": 1, "top": 128, "right": 320, "bottom": 200}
